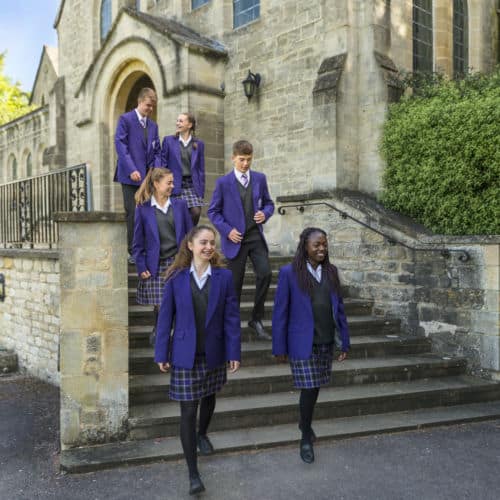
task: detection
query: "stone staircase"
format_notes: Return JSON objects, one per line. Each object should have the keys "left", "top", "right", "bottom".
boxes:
{"left": 60, "top": 257, "right": 500, "bottom": 472}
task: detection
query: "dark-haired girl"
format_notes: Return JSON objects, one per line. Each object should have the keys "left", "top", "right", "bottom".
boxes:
{"left": 161, "top": 112, "right": 205, "bottom": 225}
{"left": 272, "top": 227, "right": 350, "bottom": 464}
{"left": 155, "top": 225, "right": 241, "bottom": 495}
{"left": 132, "top": 167, "right": 193, "bottom": 340}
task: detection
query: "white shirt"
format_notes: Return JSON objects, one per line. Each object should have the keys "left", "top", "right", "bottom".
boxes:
{"left": 151, "top": 195, "right": 171, "bottom": 214}
{"left": 234, "top": 168, "right": 251, "bottom": 187}
{"left": 190, "top": 263, "right": 212, "bottom": 290}
{"left": 306, "top": 262, "right": 322, "bottom": 283}
{"left": 178, "top": 134, "right": 192, "bottom": 147}
{"left": 135, "top": 109, "right": 147, "bottom": 127}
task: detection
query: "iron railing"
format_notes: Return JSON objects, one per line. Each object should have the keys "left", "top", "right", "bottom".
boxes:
{"left": 277, "top": 201, "right": 471, "bottom": 262}
{"left": 0, "top": 164, "right": 90, "bottom": 248}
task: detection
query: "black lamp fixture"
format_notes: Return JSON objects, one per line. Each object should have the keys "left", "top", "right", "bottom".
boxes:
{"left": 242, "top": 70, "right": 261, "bottom": 101}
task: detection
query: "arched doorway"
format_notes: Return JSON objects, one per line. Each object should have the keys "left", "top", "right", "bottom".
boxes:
{"left": 108, "top": 69, "right": 158, "bottom": 212}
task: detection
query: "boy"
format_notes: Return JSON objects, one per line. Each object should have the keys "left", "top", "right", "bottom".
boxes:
{"left": 208, "top": 140, "right": 274, "bottom": 340}
{"left": 114, "top": 87, "right": 161, "bottom": 263}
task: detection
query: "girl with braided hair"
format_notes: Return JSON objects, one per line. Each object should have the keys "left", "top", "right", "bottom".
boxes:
{"left": 272, "top": 227, "right": 350, "bottom": 464}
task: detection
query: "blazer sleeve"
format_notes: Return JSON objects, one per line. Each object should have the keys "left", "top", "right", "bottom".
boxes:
{"left": 334, "top": 295, "right": 351, "bottom": 352}
{"left": 260, "top": 174, "right": 275, "bottom": 222}
{"left": 115, "top": 115, "right": 137, "bottom": 176}
{"left": 272, "top": 268, "right": 290, "bottom": 356}
{"left": 198, "top": 141, "right": 206, "bottom": 198}
{"left": 151, "top": 125, "right": 162, "bottom": 168}
{"left": 160, "top": 136, "right": 169, "bottom": 168}
{"left": 207, "top": 179, "right": 234, "bottom": 239}
{"left": 223, "top": 272, "right": 241, "bottom": 362}
{"left": 154, "top": 277, "right": 176, "bottom": 363}
{"left": 132, "top": 206, "right": 147, "bottom": 276}
{"left": 180, "top": 199, "right": 194, "bottom": 235}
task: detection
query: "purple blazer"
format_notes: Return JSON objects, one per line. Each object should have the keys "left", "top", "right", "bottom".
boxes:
{"left": 272, "top": 264, "right": 351, "bottom": 359}
{"left": 154, "top": 268, "right": 241, "bottom": 369}
{"left": 132, "top": 198, "right": 193, "bottom": 278}
{"left": 114, "top": 110, "right": 161, "bottom": 186}
{"left": 207, "top": 170, "right": 275, "bottom": 259}
{"left": 160, "top": 135, "right": 205, "bottom": 198}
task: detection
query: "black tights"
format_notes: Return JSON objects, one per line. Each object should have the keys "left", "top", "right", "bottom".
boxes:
{"left": 180, "top": 394, "right": 216, "bottom": 478}
{"left": 189, "top": 207, "right": 201, "bottom": 226}
{"left": 299, "top": 388, "right": 319, "bottom": 440}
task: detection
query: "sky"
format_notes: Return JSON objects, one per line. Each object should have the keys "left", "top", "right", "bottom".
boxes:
{"left": 0, "top": 0, "right": 60, "bottom": 92}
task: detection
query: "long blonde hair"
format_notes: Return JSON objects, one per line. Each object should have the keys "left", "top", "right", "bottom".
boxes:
{"left": 135, "top": 167, "right": 173, "bottom": 206}
{"left": 165, "top": 225, "right": 224, "bottom": 280}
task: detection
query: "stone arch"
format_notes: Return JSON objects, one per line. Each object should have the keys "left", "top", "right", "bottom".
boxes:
{"left": 20, "top": 149, "right": 31, "bottom": 179}
{"left": 7, "top": 153, "right": 18, "bottom": 182}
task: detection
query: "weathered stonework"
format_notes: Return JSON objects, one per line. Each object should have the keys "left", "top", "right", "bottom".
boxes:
{"left": 55, "top": 212, "right": 128, "bottom": 449}
{"left": 0, "top": 249, "right": 60, "bottom": 383}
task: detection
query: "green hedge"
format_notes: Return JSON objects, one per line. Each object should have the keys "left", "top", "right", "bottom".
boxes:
{"left": 380, "top": 70, "right": 500, "bottom": 235}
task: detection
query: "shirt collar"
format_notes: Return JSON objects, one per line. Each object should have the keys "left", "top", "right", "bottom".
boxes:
{"left": 190, "top": 262, "right": 212, "bottom": 289}
{"left": 135, "top": 108, "right": 147, "bottom": 125}
{"left": 178, "top": 134, "right": 192, "bottom": 147}
{"left": 151, "top": 195, "right": 171, "bottom": 214}
{"left": 234, "top": 168, "right": 250, "bottom": 184}
{"left": 306, "top": 261, "right": 322, "bottom": 283}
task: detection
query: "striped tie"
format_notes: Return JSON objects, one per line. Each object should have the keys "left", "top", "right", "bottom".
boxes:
{"left": 241, "top": 173, "right": 248, "bottom": 188}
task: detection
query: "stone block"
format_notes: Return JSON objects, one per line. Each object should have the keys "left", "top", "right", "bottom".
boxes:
{"left": 479, "top": 334, "right": 500, "bottom": 371}
{"left": 61, "top": 375, "right": 98, "bottom": 408}
{"left": 483, "top": 245, "right": 499, "bottom": 267}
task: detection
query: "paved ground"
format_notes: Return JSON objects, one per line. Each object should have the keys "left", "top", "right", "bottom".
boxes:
{"left": 1, "top": 374, "right": 499, "bottom": 500}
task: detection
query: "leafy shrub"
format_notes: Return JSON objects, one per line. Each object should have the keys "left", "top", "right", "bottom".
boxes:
{"left": 380, "top": 69, "right": 500, "bottom": 235}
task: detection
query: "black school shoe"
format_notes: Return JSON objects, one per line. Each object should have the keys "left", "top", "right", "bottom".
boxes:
{"left": 189, "top": 475, "right": 206, "bottom": 495}
{"left": 197, "top": 434, "right": 214, "bottom": 455}
{"left": 248, "top": 320, "right": 272, "bottom": 341}
{"left": 300, "top": 438, "right": 315, "bottom": 464}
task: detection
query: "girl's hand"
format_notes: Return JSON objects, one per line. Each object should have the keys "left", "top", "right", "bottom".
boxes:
{"left": 337, "top": 352, "right": 348, "bottom": 362}
{"left": 140, "top": 270, "right": 151, "bottom": 280}
{"left": 228, "top": 360, "right": 240, "bottom": 373}
{"left": 158, "top": 362, "right": 170, "bottom": 372}
{"left": 275, "top": 354, "right": 288, "bottom": 363}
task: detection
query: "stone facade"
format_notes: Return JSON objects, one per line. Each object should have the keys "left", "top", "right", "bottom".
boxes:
{"left": 0, "top": 249, "right": 60, "bottom": 383}
{"left": 1, "top": 1, "right": 498, "bottom": 203}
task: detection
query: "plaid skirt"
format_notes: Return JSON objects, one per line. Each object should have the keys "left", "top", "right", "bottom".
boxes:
{"left": 176, "top": 177, "right": 205, "bottom": 209}
{"left": 136, "top": 257, "right": 174, "bottom": 305}
{"left": 169, "top": 354, "right": 227, "bottom": 401}
{"left": 289, "top": 343, "right": 334, "bottom": 389}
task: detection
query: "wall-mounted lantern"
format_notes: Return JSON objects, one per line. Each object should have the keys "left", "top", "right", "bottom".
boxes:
{"left": 242, "top": 70, "right": 261, "bottom": 101}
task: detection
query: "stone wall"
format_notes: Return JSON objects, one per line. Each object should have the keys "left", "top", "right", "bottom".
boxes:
{"left": 274, "top": 191, "right": 500, "bottom": 379}
{"left": 0, "top": 249, "right": 60, "bottom": 383}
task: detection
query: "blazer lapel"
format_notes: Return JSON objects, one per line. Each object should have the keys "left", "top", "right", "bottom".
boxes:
{"left": 205, "top": 269, "right": 221, "bottom": 326}
{"left": 173, "top": 139, "right": 182, "bottom": 169}
{"left": 191, "top": 143, "right": 199, "bottom": 168}
{"left": 251, "top": 173, "right": 260, "bottom": 211}
{"left": 145, "top": 203, "right": 160, "bottom": 245}
{"left": 230, "top": 173, "right": 245, "bottom": 224}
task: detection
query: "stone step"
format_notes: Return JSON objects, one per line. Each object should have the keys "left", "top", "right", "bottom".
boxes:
{"left": 129, "top": 283, "right": 280, "bottom": 305}
{"left": 129, "top": 354, "right": 465, "bottom": 405}
{"left": 127, "top": 376, "right": 500, "bottom": 440}
{"left": 128, "top": 316, "right": 401, "bottom": 349}
{"left": 129, "top": 335, "right": 431, "bottom": 373}
{"left": 60, "top": 400, "right": 500, "bottom": 472}
{"left": 127, "top": 297, "right": 374, "bottom": 326}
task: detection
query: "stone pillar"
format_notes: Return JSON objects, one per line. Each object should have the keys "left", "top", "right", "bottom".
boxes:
{"left": 54, "top": 212, "right": 128, "bottom": 450}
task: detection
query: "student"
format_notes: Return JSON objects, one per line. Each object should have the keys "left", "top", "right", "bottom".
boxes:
{"left": 114, "top": 87, "right": 161, "bottom": 263}
{"left": 155, "top": 225, "right": 241, "bottom": 495}
{"left": 207, "top": 140, "right": 274, "bottom": 340}
{"left": 160, "top": 112, "right": 205, "bottom": 225}
{"left": 272, "top": 227, "right": 350, "bottom": 464}
{"left": 133, "top": 167, "right": 193, "bottom": 342}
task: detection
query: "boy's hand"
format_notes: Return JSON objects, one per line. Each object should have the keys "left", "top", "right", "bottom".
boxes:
{"left": 140, "top": 270, "right": 151, "bottom": 280}
{"left": 228, "top": 228, "right": 243, "bottom": 243}
{"left": 228, "top": 360, "right": 240, "bottom": 373}
{"left": 130, "top": 170, "right": 142, "bottom": 182}
{"left": 337, "top": 352, "right": 348, "bottom": 362}
{"left": 254, "top": 211, "right": 266, "bottom": 224}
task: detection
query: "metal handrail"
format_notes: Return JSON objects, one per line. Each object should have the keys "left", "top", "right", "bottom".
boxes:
{"left": 277, "top": 201, "right": 471, "bottom": 262}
